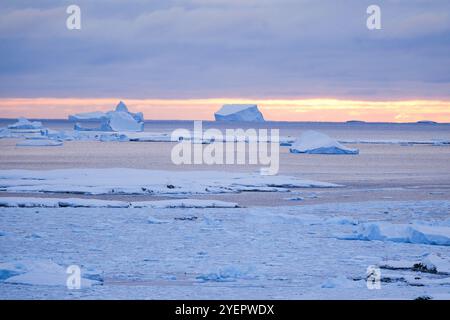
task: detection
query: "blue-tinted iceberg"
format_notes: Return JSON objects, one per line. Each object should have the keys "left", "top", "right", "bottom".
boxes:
{"left": 289, "top": 130, "right": 359, "bottom": 155}
{"left": 214, "top": 104, "right": 265, "bottom": 122}
{"left": 70, "top": 101, "right": 144, "bottom": 132}
{"left": 8, "top": 117, "right": 43, "bottom": 130}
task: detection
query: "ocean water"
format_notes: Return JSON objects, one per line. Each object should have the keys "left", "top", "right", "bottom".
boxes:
{"left": 2, "top": 119, "right": 450, "bottom": 141}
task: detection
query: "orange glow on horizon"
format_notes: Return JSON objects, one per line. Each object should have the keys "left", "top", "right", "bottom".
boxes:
{"left": 0, "top": 97, "right": 449, "bottom": 123}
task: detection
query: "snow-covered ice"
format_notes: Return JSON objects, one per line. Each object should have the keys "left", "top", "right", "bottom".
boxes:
{"left": 1, "top": 200, "right": 449, "bottom": 299}
{"left": 214, "top": 104, "right": 265, "bottom": 122}
{"left": 0, "top": 260, "right": 100, "bottom": 287}
{"left": 380, "top": 253, "right": 450, "bottom": 275}
{"left": 0, "top": 197, "right": 239, "bottom": 209}
{"left": 342, "top": 221, "right": 450, "bottom": 246}
{"left": 0, "top": 168, "right": 340, "bottom": 195}
{"left": 16, "top": 138, "right": 63, "bottom": 147}
{"left": 290, "top": 130, "right": 359, "bottom": 155}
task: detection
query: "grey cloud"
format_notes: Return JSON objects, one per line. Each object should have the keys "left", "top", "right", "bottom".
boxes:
{"left": 0, "top": 0, "right": 449, "bottom": 99}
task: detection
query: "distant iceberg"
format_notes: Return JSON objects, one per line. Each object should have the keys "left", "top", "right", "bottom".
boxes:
{"left": 214, "top": 104, "right": 265, "bottom": 122}
{"left": 8, "top": 117, "right": 43, "bottom": 130}
{"left": 417, "top": 120, "right": 438, "bottom": 124}
{"left": 289, "top": 130, "right": 359, "bottom": 155}
{"left": 69, "top": 101, "right": 144, "bottom": 132}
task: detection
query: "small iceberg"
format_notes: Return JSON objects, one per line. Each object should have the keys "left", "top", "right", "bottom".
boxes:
{"left": 7, "top": 117, "right": 43, "bottom": 130}
{"left": 214, "top": 104, "right": 265, "bottom": 122}
{"left": 289, "top": 130, "right": 359, "bottom": 155}
{"left": 69, "top": 101, "right": 144, "bottom": 132}
{"left": 417, "top": 120, "right": 438, "bottom": 124}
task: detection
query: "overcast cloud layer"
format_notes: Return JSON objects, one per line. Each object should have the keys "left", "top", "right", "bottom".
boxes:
{"left": 0, "top": 0, "right": 449, "bottom": 99}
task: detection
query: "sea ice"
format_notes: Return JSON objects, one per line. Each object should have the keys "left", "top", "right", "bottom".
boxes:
{"left": 196, "top": 266, "right": 257, "bottom": 282}
{"left": 0, "top": 168, "right": 340, "bottom": 195}
{"left": 0, "top": 260, "right": 100, "bottom": 287}
{"left": 0, "top": 197, "right": 239, "bottom": 209}
{"left": 289, "top": 130, "right": 359, "bottom": 155}
{"left": 214, "top": 104, "right": 265, "bottom": 122}
{"left": 342, "top": 221, "right": 450, "bottom": 246}
{"left": 16, "top": 138, "right": 63, "bottom": 147}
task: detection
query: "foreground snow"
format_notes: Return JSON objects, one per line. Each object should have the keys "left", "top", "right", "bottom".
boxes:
{"left": 0, "top": 168, "right": 340, "bottom": 195}
{"left": 1, "top": 200, "right": 449, "bottom": 299}
{"left": 290, "top": 130, "right": 359, "bottom": 155}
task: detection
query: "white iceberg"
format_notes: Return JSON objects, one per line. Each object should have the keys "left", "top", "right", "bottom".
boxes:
{"left": 290, "top": 130, "right": 359, "bottom": 155}
{"left": 70, "top": 101, "right": 144, "bottom": 132}
{"left": 103, "top": 110, "right": 143, "bottom": 132}
{"left": 7, "top": 117, "right": 43, "bottom": 130}
{"left": 214, "top": 104, "right": 265, "bottom": 122}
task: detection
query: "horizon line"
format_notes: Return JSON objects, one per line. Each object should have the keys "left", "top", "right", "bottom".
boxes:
{"left": 1, "top": 97, "right": 450, "bottom": 123}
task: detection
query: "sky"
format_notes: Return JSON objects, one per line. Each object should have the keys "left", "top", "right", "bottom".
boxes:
{"left": 0, "top": 0, "right": 450, "bottom": 122}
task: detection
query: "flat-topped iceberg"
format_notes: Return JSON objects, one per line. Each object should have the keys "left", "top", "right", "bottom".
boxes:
{"left": 214, "top": 104, "right": 265, "bottom": 122}
{"left": 290, "top": 130, "right": 359, "bottom": 155}
{"left": 7, "top": 117, "right": 43, "bottom": 130}
{"left": 69, "top": 101, "right": 144, "bottom": 132}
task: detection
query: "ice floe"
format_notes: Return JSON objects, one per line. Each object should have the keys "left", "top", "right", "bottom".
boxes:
{"left": 0, "top": 259, "right": 100, "bottom": 287}
{"left": 196, "top": 266, "right": 257, "bottom": 282}
{"left": 0, "top": 168, "right": 340, "bottom": 195}
{"left": 0, "top": 197, "right": 239, "bottom": 209}
{"left": 289, "top": 130, "right": 359, "bottom": 154}
{"left": 342, "top": 221, "right": 450, "bottom": 246}
{"left": 380, "top": 253, "right": 450, "bottom": 275}
{"left": 214, "top": 104, "right": 265, "bottom": 122}
{"left": 321, "top": 275, "right": 361, "bottom": 289}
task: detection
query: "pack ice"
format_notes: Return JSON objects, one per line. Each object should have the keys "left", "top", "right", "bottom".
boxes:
{"left": 214, "top": 104, "right": 265, "bottom": 122}
{"left": 290, "top": 130, "right": 359, "bottom": 155}
{"left": 69, "top": 101, "right": 144, "bottom": 132}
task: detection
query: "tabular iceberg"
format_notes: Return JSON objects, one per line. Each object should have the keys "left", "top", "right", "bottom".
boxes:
{"left": 214, "top": 104, "right": 265, "bottom": 122}
{"left": 289, "top": 130, "right": 359, "bottom": 155}
{"left": 69, "top": 101, "right": 144, "bottom": 132}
